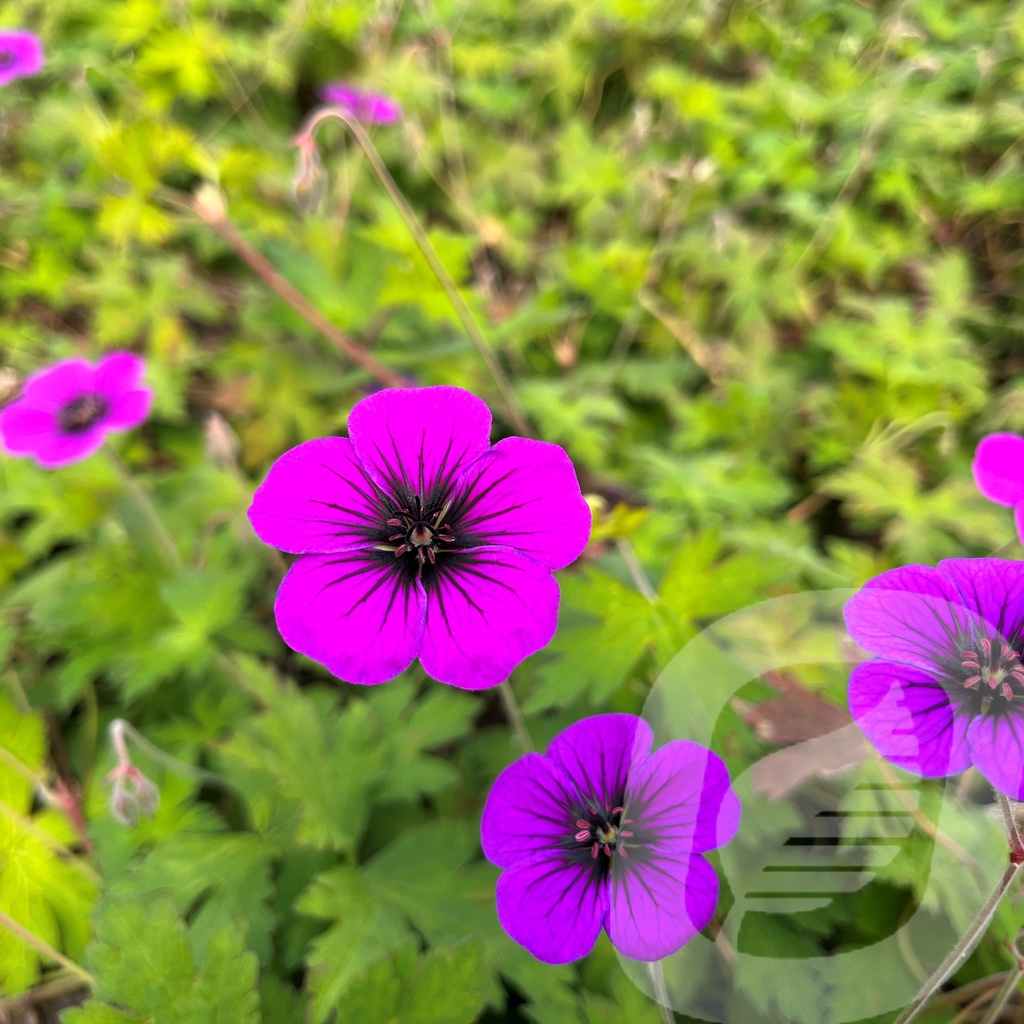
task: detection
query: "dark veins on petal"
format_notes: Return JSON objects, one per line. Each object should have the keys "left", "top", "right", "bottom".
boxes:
{"left": 58, "top": 393, "right": 109, "bottom": 435}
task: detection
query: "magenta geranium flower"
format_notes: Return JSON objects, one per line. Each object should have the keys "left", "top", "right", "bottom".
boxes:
{"left": 973, "top": 433, "right": 1024, "bottom": 544}
{"left": 247, "top": 386, "right": 591, "bottom": 689}
{"left": 0, "top": 31, "right": 44, "bottom": 86}
{"left": 481, "top": 714, "right": 740, "bottom": 964}
{"left": 845, "top": 558, "right": 1024, "bottom": 799}
{"left": 318, "top": 82, "right": 401, "bottom": 124}
{"left": 0, "top": 353, "right": 153, "bottom": 469}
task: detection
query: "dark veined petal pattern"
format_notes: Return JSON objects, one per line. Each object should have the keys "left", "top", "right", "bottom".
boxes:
{"left": 248, "top": 437, "right": 387, "bottom": 554}
{"left": 937, "top": 558, "right": 1024, "bottom": 648}
{"left": 274, "top": 550, "right": 426, "bottom": 685}
{"left": 418, "top": 546, "right": 559, "bottom": 689}
{"left": 348, "top": 385, "right": 491, "bottom": 502}
{"left": 967, "top": 712, "right": 1024, "bottom": 800}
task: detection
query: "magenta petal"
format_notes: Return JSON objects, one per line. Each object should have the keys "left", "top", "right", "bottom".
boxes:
{"left": 848, "top": 660, "right": 971, "bottom": 777}
{"left": 481, "top": 754, "right": 578, "bottom": 869}
{"left": 937, "top": 558, "right": 1024, "bottom": 642}
{"left": 625, "top": 741, "right": 740, "bottom": 854}
{"left": 249, "top": 438, "right": 387, "bottom": 554}
{"left": 843, "top": 565, "right": 970, "bottom": 670}
{"left": 274, "top": 551, "right": 426, "bottom": 684}
{"left": 973, "top": 434, "right": 1024, "bottom": 508}
{"left": 94, "top": 351, "right": 146, "bottom": 400}
{"left": 547, "top": 714, "right": 653, "bottom": 810}
{"left": 0, "top": 403, "right": 58, "bottom": 455}
{"left": 418, "top": 546, "right": 559, "bottom": 689}
{"left": 1016, "top": 504, "right": 1024, "bottom": 548}
{"left": 452, "top": 437, "right": 591, "bottom": 570}
{"left": 495, "top": 851, "right": 607, "bottom": 964}
{"left": 361, "top": 94, "right": 401, "bottom": 123}
{"left": 348, "top": 386, "right": 491, "bottom": 503}
{"left": 20, "top": 358, "right": 93, "bottom": 412}
{"left": 967, "top": 713, "right": 1024, "bottom": 800}
{"left": 0, "top": 31, "right": 44, "bottom": 86}
{"left": 31, "top": 428, "right": 107, "bottom": 469}
{"left": 606, "top": 852, "right": 718, "bottom": 961}
{"left": 102, "top": 389, "right": 152, "bottom": 431}
{"left": 319, "top": 83, "right": 360, "bottom": 108}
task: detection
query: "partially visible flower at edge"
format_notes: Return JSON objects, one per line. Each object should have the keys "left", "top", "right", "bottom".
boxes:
{"left": 0, "top": 352, "right": 153, "bottom": 469}
{"left": 481, "top": 713, "right": 740, "bottom": 964}
{"left": 318, "top": 82, "right": 402, "bottom": 124}
{"left": 0, "top": 30, "right": 45, "bottom": 87}
{"left": 845, "top": 557, "right": 1024, "bottom": 800}
{"left": 972, "top": 433, "right": 1024, "bottom": 544}
{"left": 247, "top": 385, "right": 592, "bottom": 690}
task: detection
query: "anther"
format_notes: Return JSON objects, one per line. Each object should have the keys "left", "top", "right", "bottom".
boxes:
{"left": 591, "top": 843, "right": 599, "bottom": 859}
{"left": 964, "top": 675, "right": 982, "bottom": 689}
{"left": 1003, "top": 681, "right": 1015, "bottom": 701}
{"left": 575, "top": 829, "right": 590, "bottom": 842}
{"left": 982, "top": 638, "right": 992, "bottom": 660}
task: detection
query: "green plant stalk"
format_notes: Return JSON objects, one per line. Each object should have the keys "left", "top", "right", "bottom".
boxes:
{"left": 649, "top": 961, "right": 675, "bottom": 1024}
{"left": 299, "top": 107, "right": 532, "bottom": 438}
{"left": 0, "top": 908, "right": 95, "bottom": 989}
{"left": 105, "top": 444, "right": 181, "bottom": 571}
{"left": 977, "top": 960, "right": 1023, "bottom": 1024}
{"left": 497, "top": 681, "right": 533, "bottom": 754}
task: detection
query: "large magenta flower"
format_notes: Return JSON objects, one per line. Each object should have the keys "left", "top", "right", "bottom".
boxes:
{"left": 0, "top": 31, "right": 44, "bottom": 86}
{"left": 845, "top": 558, "right": 1024, "bottom": 799}
{"left": 247, "top": 386, "right": 591, "bottom": 689}
{"left": 318, "top": 83, "right": 401, "bottom": 124}
{"left": 972, "top": 433, "right": 1024, "bottom": 544}
{"left": 481, "top": 714, "right": 740, "bottom": 964}
{"left": 0, "top": 353, "right": 153, "bottom": 468}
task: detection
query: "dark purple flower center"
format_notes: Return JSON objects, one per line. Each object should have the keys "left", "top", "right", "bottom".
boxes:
{"left": 573, "top": 803, "right": 635, "bottom": 864}
{"left": 378, "top": 494, "right": 457, "bottom": 573}
{"left": 58, "top": 393, "right": 108, "bottom": 434}
{"left": 957, "top": 638, "right": 1024, "bottom": 710}
{"left": 0, "top": 50, "right": 13, "bottom": 68}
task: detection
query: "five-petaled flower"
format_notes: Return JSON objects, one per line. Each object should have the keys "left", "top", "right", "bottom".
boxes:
{"left": 0, "top": 352, "right": 153, "bottom": 469}
{"left": 0, "top": 30, "right": 44, "bottom": 87}
{"left": 845, "top": 558, "right": 1024, "bottom": 799}
{"left": 319, "top": 82, "right": 402, "bottom": 124}
{"left": 247, "top": 386, "right": 591, "bottom": 689}
{"left": 480, "top": 714, "right": 740, "bottom": 963}
{"left": 972, "top": 433, "right": 1024, "bottom": 546}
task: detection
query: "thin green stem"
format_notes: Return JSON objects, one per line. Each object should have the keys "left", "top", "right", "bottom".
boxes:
{"left": 105, "top": 444, "right": 181, "bottom": 571}
{"left": 617, "top": 538, "right": 657, "bottom": 602}
{"left": 998, "top": 792, "right": 1024, "bottom": 861}
{"left": 110, "top": 719, "right": 228, "bottom": 791}
{"left": 0, "top": 908, "right": 95, "bottom": 989}
{"left": 497, "top": 681, "right": 533, "bottom": 754}
{"left": 300, "top": 107, "right": 532, "bottom": 438}
{"left": 893, "top": 860, "right": 1023, "bottom": 1024}
{"left": 649, "top": 961, "right": 675, "bottom": 1024}
{"left": 978, "top": 962, "right": 1023, "bottom": 1024}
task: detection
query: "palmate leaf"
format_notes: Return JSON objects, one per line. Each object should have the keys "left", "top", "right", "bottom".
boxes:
{"left": 65, "top": 897, "right": 260, "bottom": 1024}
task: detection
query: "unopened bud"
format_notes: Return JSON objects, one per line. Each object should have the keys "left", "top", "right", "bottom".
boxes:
{"left": 134, "top": 775, "right": 160, "bottom": 818}
{"left": 203, "top": 412, "right": 240, "bottom": 468}
{"left": 291, "top": 135, "right": 327, "bottom": 217}
{"left": 109, "top": 780, "right": 139, "bottom": 827}
{"left": 193, "top": 183, "right": 227, "bottom": 225}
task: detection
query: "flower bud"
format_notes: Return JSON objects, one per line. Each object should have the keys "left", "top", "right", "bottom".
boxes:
{"left": 134, "top": 774, "right": 160, "bottom": 818}
{"left": 291, "top": 135, "right": 327, "bottom": 217}
{"left": 109, "top": 780, "right": 139, "bottom": 827}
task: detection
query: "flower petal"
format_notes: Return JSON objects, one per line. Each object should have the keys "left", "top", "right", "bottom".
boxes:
{"left": 937, "top": 557, "right": 1024, "bottom": 646}
{"left": 625, "top": 741, "right": 740, "bottom": 854}
{"left": 967, "top": 713, "right": 1024, "bottom": 800}
{"left": 450, "top": 437, "right": 591, "bottom": 570}
{"left": 274, "top": 550, "right": 425, "bottom": 685}
{"left": 481, "top": 754, "right": 579, "bottom": 869}
{"left": 848, "top": 660, "right": 971, "bottom": 777}
{"left": 30, "top": 428, "right": 107, "bottom": 469}
{"left": 348, "top": 386, "right": 491, "bottom": 504}
{"left": 0, "top": 403, "right": 58, "bottom": 455}
{"left": 418, "top": 546, "right": 559, "bottom": 689}
{"left": 20, "top": 358, "right": 93, "bottom": 412}
{"left": 93, "top": 351, "right": 146, "bottom": 400}
{"left": 546, "top": 714, "right": 653, "bottom": 810}
{"left": 103, "top": 389, "right": 153, "bottom": 432}
{"left": 606, "top": 851, "right": 718, "bottom": 961}
{"left": 972, "top": 434, "right": 1024, "bottom": 507}
{"left": 495, "top": 851, "right": 607, "bottom": 964}
{"left": 249, "top": 438, "right": 388, "bottom": 554}
{"left": 361, "top": 94, "right": 402, "bottom": 124}
{"left": 0, "top": 31, "right": 44, "bottom": 86}
{"left": 843, "top": 564, "right": 970, "bottom": 670}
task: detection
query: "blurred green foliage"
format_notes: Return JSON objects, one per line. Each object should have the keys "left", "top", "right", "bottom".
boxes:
{"left": 2, "top": 0, "right": 1024, "bottom": 1020}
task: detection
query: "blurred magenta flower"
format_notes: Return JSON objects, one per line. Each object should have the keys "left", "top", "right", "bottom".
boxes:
{"left": 480, "top": 714, "right": 740, "bottom": 964}
{"left": 0, "top": 353, "right": 153, "bottom": 469}
{"left": 248, "top": 385, "right": 591, "bottom": 688}
{"left": 973, "top": 433, "right": 1024, "bottom": 543}
{"left": 319, "top": 82, "right": 402, "bottom": 124}
{"left": 0, "top": 30, "right": 44, "bottom": 86}
{"left": 845, "top": 558, "right": 1024, "bottom": 798}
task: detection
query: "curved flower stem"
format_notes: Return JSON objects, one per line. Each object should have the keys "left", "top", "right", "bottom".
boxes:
{"left": 104, "top": 444, "right": 181, "bottom": 571}
{"left": 649, "top": 962, "right": 675, "bottom": 1024}
{"left": 617, "top": 538, "right": 657, "bottom": 602}
{"left": 0, "top": 908, "right": 95, "bottom": 989}
{"left": 497, "top": 681, "right": 533, "bottom": 754}
{"left": 297, "top": 107, "right": 532, "bottom": 438}
{"left": 997, "top": 792, "right": 1024, "bottom": 862}
{"left": 110, "top": 719, "right": 228, "bottom": 791}
{"left": 977, "top": 960, "right": 1023, "bottom": 1024}
{"left": 892, "top": 860, "right": 1023, "bottom": 1024}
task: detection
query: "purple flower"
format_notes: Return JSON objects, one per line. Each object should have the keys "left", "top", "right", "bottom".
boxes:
{"left": 972, "top": 433, "right": 1024, "bottom": 544}
{"left": 0, "top": 31, "right": 44, "bottom": 86}
{"left": 0, "top": 353, "right": 153, "bottom": 469}
{"left": 247, "top": 386, "right": 591, "bottom": 689}
{"left": 845, "top": 558, "right": 1024, "bottom": 799}
{"left": 480, "top": 714, "right": 740, "bottom": 964}
{"left": 318, "top": 82, "right": 402, "bottom": 124}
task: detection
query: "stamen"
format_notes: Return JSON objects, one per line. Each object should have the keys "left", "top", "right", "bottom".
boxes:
{"left": 591, "top": 843, "right": 599, "bottom": 859}
{"left": 575, "top": 819, "right": 590, "bottom": 829}
{"left": 619, "top": 830, "right": 634, "bottom": 838}
{"left": 1003, "top": 681, "right": 1015, "bottom": 701}
{"left": 575, "top": 829, "right": 590, "bottom": 842}
{"left": 964, "top": 675, "right": 982, "bottom": 689}
{"left": 618, "top": 847, "right": 628, "bottom": 858}
{"left": 603, "top": 844, "right": 612, "bottom": 857}
{"left": 426, "top": 548, "right": 436, "bottom": 565}
{"left": 611, "top": 806, "right": 623, "bottom": 816}
{"left": 981, "top": 638, "right": 992, "bottom": 660}
{"left": 1003, "top": 644, "right": 1017, "bottom": 660}
{"left": 394, "top": 544, "right": 409, "bottom": 558}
